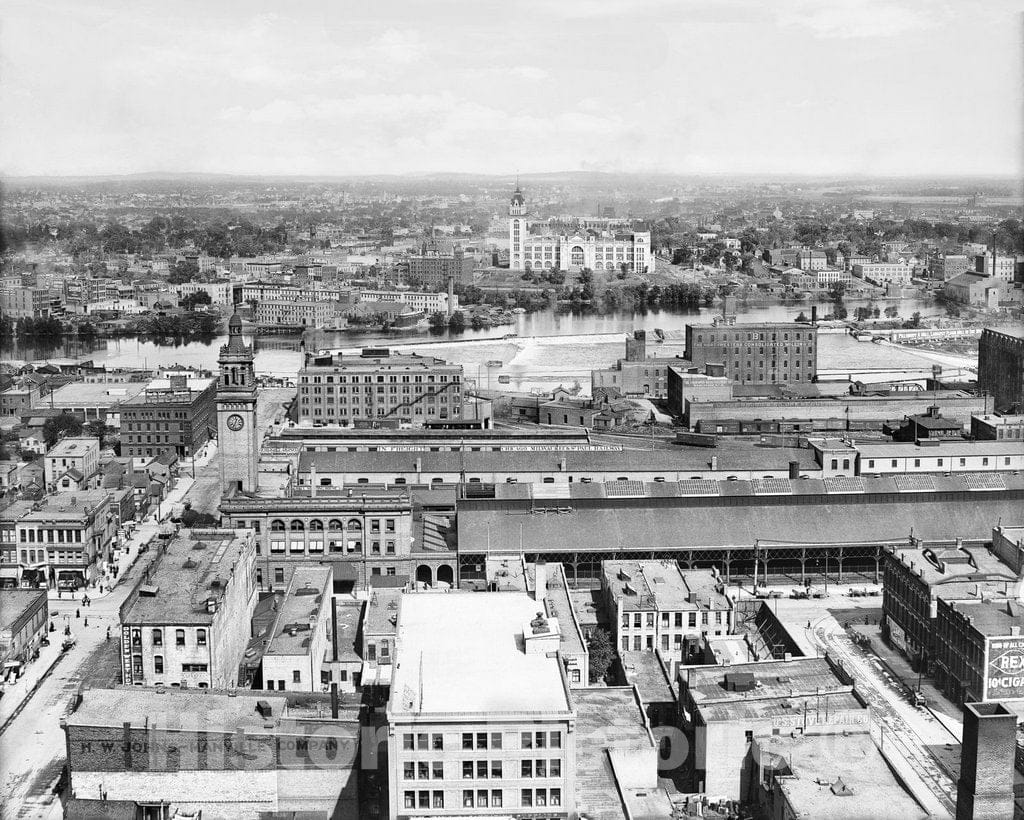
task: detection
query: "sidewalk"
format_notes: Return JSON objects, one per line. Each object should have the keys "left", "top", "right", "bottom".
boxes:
{"left": 0, "top": 632, "right": 67, "bottom": 731}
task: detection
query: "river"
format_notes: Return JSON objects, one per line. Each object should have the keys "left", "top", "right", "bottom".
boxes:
{"left": 0, "top": 297, "right": 976, "bottom": 394}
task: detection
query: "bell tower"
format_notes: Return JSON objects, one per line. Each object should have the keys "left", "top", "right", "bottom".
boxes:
{"left": 508, "top": 185, "right": 528, "bottom": 271}
{"left": 217, "top": 310, "right": 258, "bottom": 494}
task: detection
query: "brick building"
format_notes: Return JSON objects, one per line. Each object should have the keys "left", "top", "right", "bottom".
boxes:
{"left": 881, "top": 539, "right": 1020, "bottom": 672}
{"left": 602, "top": 560, "right": 732, "bottom": 663}
{"left": 408, "top": 245, "right": 475, "bottom": 288}
{"left": 297, "top": 349, "right": 464, "bottom": 427}
{"left": 118, "top": 529, "right": 257, "bottom": 688}
{"left": 63, "top": 688, "right": 360, "bottom": 819}
{"left": 120, "top": 375, "right": 217, "bottom": 459}
{"left": 0, "top": 588, "right": 48, "bottom": 671}
{"left": 979, "top": 327, "right": 1024, "bottom": 413}
{"left": 683, "top": 322, "right": 818, "bottom": 385}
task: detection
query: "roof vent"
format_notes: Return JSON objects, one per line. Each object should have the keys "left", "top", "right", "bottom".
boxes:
{"left": 830, "top": 777, "right": 854, "bottom": 797}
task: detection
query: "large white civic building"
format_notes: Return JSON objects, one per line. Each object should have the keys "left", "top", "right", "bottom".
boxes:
{"left": 508, "top": 188, "right": 653, "bottom": 273}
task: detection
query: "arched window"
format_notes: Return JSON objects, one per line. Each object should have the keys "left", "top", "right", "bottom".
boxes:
{"left": 570, "top": 246, "right": 585, "bottom": 267}
{"left": 346, "top": 519, "right": 362, "bottom": 531}
{"left": 290, "top": 520, "right": 305, "bottom": 532}
{"left": 270, "top": 519, "right": 286, "bottom": 532}
{"left": 328, "top": 519, "right": 343, "bottom": 531}
{"left": 309, "top": 519, "right": 324, "bottom": 532}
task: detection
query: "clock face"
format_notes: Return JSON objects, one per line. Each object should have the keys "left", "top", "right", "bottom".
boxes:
{"left": 226, "top": 414, "right": 244, "bottom": 432}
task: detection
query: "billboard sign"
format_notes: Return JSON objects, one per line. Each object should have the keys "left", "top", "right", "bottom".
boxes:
{"left": 984, "top": 636, "right": 1024, "bottom": 700}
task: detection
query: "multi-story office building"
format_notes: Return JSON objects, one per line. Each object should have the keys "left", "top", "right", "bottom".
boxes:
{"left": 175, "top": 279, "right": 235, "bottom": 305}
{"left": 407, "top": 245, "right": 475, "bottom": 289}
{"left": 14, "top": 490, "right": 115, "bottom": 589}
{"left": 387, "top": 593, "right": 575, "bottom": 818}
{"left": 508, "top": 187, "right": 652, "bottom": 273}
{"left": 218, "top": 490, "right": 416, "bottom": 592}
{"left": 0, "top": 589, "right": 48, "bottom": 670}
{"left": 261, "top": 565, "right": 333, "bottom": 693}
{"left": 120, "top": 375, "right": 217, "bottom": 459}
{"left": 43, "top": 437, "right": 100, "bottom": 492}
{"left": 683, "top": 322, "right": 818, "bottom": 384}
{"left": 933, "top": 596, "right": 1024, "bottom": 704}
{"left": 118, "top": 529, "right": 257, "bottom": 688}
{"left": 602, "top": 560, "right": 732, "bottom": 661}
{"left": 296, "top": 349, "right": 464, "bottom": 427}
{"left": 979, "top": 327, "right": 1024, "bottom": 413}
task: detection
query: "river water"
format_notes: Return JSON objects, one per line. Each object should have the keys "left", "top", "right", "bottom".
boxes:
{"left": 1, "top": 297, "right": 974, "bottom": 393}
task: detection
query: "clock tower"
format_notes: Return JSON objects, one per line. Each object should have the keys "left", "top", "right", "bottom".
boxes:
{"left": 217, "top": 310, "right": 258, "bottom": 494}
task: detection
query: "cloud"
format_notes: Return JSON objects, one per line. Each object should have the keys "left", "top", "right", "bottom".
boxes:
{"left": 773, "top": 0, "right": 951, "bottom": 38}
{"left": 510, "top": 65, "right": 548, "bottom": 81}
{"left": 370, "top": 28, "right": 427, "bottom": 65}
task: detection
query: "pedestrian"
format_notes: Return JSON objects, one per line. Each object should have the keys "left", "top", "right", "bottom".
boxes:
{"left": 105, "top": 627, "right": 110, "bottom": 641}
{"left": 76, "top": 608, "right": 81, "bottom": 619}
{"left": 84, "top": 618, "right": 88, "bottom": 627}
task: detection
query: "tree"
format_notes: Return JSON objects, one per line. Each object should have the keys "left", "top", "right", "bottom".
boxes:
{"left": 587, "top": 627, "right": 615, "bottom": 683}
{"left": 86, "top": 419, "right": 108, "bottom": 448}
{"left": 43, "top": 412, "right": 84, "bottom": 447}
{"left": 181, "top": 290, "right": 212, "bottom": 310}
{"left": 448, "top": 311, "right": 466, "bottom": 332}
{"left": 795, "top": 311, "right": 809, "bottom": 323}
{"left": 168, "top": 260, "right": 200, "bottom": 285}
{"left": 884, "top": 306, "right": 899, "bottom": 319}
{"left": 427, "top": 311, "right": 447, "bottom": 330}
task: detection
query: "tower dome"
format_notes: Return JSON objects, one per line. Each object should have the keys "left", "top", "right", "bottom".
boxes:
{"left": 511, "top": 187, "right": 525, "bottom": 206}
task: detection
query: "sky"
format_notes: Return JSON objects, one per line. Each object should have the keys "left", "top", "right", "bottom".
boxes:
{"left": 0, "top": 0, "right": 1021, "bottom": 178}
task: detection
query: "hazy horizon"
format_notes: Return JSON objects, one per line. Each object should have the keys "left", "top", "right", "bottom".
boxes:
{"left": 1, "top": 0, "right": 1022, "bottom": 179}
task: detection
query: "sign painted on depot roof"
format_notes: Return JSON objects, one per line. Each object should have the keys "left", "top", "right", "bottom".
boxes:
{"left": 985, "top": 636, "right": 1024, "bottom": 700}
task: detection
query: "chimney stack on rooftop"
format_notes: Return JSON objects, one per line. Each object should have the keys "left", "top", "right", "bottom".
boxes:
{"left": 534, "top": 562, "right": 547, "bottom": 605}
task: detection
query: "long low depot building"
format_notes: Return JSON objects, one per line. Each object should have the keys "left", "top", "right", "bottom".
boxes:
{"left": 453, "top": 472, "right": 1024, "bottom": 584}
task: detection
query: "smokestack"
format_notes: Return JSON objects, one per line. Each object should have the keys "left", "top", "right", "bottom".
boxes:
{"left": 447, "top": 276, "right": 455, "bottom": 318}
{"left": 534, "top": 562, "right": 547, "bottom": 605}
{"left": 811, "top": 305, "right": 818, "bottom": 324}
{"left": 710, "top": 456, "right": 718, "bottom": 470}
{"left": 332, "top": 597, "right": 339, "bottom": 662}
{"left": 331, "top": 682, "right": 339, "bottom": 719}
{"left": 310, "top": 463, "right": 317, "bottom": 498}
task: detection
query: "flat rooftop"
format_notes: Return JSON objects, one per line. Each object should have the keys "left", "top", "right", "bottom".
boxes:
{"left": 682, "top": 657, "right": 862, "bottom": 723}
{"left": 65, "top": 687, "right": 360, "bottom": 734}
{"left": 389, "top": 592, "right": 571, "bottom": 717}
{"left": 363, "top": 588, "right": 401, "bottom": 637}
{"left": 44, "top": 382, "right": 145, "bottom": 406}
{"left": 266, "top": 566, "right": 332, "bottom": 657}
{"left": 620, "top": 651, "right": 676, "bottom": 705}
{"left": 947, "top": 598, "right": 1024, "bottom": 637}
{"left": 603, "top": 561, "right": 729, "bottom": 613}
{"left": 759, "top": 732, "right": 930, "bottom": 820}
{"left": 525, "top": 563, "right": 587, "bottom": 659}
{"left": 122, "top": 530, "right": 252, "bottom": 626}
{"left": 573, "top": 687, "right": 658, "bottom": 820}
{"left": 44, "top": 437, "right": 97, "bottom": 458}
{"left": 887, "top": 544, "right": 1019, "bottom": 595}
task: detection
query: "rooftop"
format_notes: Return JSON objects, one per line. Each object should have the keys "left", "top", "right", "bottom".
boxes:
{"left": 363, "top": 587, "right": 402, "bottom": 637}
{"left": 302, "top": 351, "right": 460, "bottom": 371}
{"left": 974, "top": 414, "right": 1024, "bottom": 426}
{"left": 458, "top": 492, "right": 1020, "bottom": 553}
{"left": 887, "top": 543, "right": 1019, "bottom": 596}
{"left": 266, "top": 566, "right": 332, "bottom": 657}
{"left": 758, "top": 732, "right": 930, "bottom": 820}
{"left": 0, "top": 588, "right": 46, "bottom": 632}
{"left": 122, "top": 529, "right": 254, "bottom": 625}
{"left": 526, "top": 563, "right": 587, "bottom": 659}
{"left": 65, "top": 686, "right": 360, "bottom": 735}
{"left": 20, "top": 489, "right": 110, "bottom": 523}
{"left": 681, "top": 657, "right": 862, "bottom": 723}
{"left": 573, "top": 687, "right": 663, "bottom": 820}
{"left": 45, "top": 437, "right": 99, "bottom": 458}
{"left": 44, "top": 381, "right": 146, "bottom": 407}
{"left": 298, "top": 443, "right": 818, "bottom": 475}
{"left": 603, "top": 561, "right": 730, "bottom": 613}
{"left": 389, "top": 592, "right": 572, "bottom": 717}
{"left": 620, "top": 651, "right": 676, "bottom": 705}
{"left": 946, "top": 598, "right": 1024, "bottom": 637}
